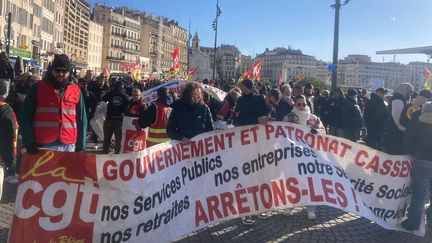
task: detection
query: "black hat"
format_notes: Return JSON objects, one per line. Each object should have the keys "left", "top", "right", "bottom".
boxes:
{"left": 375, "top": 87, "right": 388, "bottom": 94}
{"left": 304, "top": 83, "right": 313, "bottom": 89}
{"left": 241, "top": 79, "right": 254, "bottom": 91}
{"left": 347, "top": 88, "right": 357, "bottom": 97}
{"left": 419, "top": 89, "right": 432, "bottom": 99}
{"left": 51, "top": 54, "right": 71, "bottom": 70}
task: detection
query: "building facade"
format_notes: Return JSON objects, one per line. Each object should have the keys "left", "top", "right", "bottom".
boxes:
{"left": 63, "top": 0, "right": 90, "bottom": 70}
{"left": 93, "top": 4, "right": 141, "bottom": 73}
{"left": 257, "top": 47, "right": 320, "bottom": 82}
{"left": 87, "top": 20, "right": 103, "bottom": 74}
{"left": 189, "top": 32, "right": 212, "bottom": 80}
{"left": 338, "top": 55, "right": 410, "bottom": 90}
{"left": 216, "top": 44, "right": 241, "bottom": 80}
{"left": 407, "top": 62, "right": 432, "bottom": 91}
{"left": 0, "top": 0, "right": 41, "bottom": 63}
{"left": 137, "top": 12, "right": 188, "bottom": 75}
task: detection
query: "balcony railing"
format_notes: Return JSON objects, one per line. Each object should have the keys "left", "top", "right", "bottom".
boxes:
{"left": 106, "top": 55, "right": 125, "bottom": 61}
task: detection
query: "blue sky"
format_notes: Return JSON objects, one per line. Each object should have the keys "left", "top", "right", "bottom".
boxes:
{"left": 89, "top": 0, "right": 432, "bottom": 64}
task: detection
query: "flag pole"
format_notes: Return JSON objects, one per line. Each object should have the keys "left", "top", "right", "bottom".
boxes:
{"left": 212, "top": 0, "right": 220, "bottom": 82}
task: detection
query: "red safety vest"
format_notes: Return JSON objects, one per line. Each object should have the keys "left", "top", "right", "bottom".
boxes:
{"left": 146, "top": 101, "right": 171, "bottom": 148}
{"left": 33, "top": 81, "right": 81, "bottom": 145}
{"left": 0, "top": 101, "right": 18, "bottom": 157}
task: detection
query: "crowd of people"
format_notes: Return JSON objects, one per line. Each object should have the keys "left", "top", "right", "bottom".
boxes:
{"left": 0, "top": 53, "right": 432, "bottom": 232}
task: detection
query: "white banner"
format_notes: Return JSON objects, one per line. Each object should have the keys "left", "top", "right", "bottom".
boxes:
{"left": 92, "top": 122, "right": 421, "bottom": 242}
{"left": 202, "top": 84, "right": 226, "bottom": 102}
{"left": 141, "top": 80, "right": 186, "bottom": 105}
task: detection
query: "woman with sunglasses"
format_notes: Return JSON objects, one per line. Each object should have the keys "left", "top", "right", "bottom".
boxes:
{"left": 283, "top": 95, "right": 325, "bottom": 219}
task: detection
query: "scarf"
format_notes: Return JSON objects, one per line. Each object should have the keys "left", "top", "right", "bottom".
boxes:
{"left": 292, "top": 106, "right": 311, "bottom": 126}
{"left": 419, "top": 112, "right": 432, "bottom": 125}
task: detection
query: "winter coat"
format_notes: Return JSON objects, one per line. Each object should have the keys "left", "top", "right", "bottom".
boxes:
{"left": 327, "top": 97, "right": 344, "bottom": 128}
{"left": 234, "top": 93, "right": 269, "bottom": 126}
{"left": 405, "top": 120, "right": 432, "bottom": 161}
{"left": 167, "top": 100, "right": 214, "bottom": 140}
{"left": 341, "top": 97, "right": 362, "bottom": 130}
{"left": 364, "top": 93, "right": 387, "bottom": 130}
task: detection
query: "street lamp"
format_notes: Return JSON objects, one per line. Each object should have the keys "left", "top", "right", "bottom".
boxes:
{"left": 212, "top": 0, "right": 222, "bottom": 82}
{"left": 331, "top": 0, "right": 351, "bottom": 91}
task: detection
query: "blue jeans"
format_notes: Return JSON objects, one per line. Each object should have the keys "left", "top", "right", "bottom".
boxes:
{"left": 404, "top": 159, "right": 432, "bottom": 228}
{"left": 45, "top": 144, "right": 76, "bottom": 152}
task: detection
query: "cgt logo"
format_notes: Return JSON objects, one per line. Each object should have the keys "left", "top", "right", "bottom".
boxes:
{"left": 123, "top": 129, "right": 147, "bottom": 152}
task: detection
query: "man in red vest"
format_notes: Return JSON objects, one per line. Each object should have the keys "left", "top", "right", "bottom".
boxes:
{"left": 0, "top": 80, "right": 18, "bottom": 189}
{"left": 20, "top": 54, "right": 87, "bottom": 153}
{"left": 135, "top": 87, "right": 172, "bottom": 148}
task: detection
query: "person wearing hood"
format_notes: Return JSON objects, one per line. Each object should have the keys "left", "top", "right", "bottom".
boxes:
{"left": 20, "top": 54, "right": 87, "bottom": 154}
{"left": 384, "top": 83, "right": 414, "bottom": 154}
{"left": 340, "top": 89, "right": 362, "bottom": 142}
{"left": 0, "top": 80, "right": 19, "bottom": 187}
{"left": 167, "top": 82, "right": 214, "bottom": 143}
{"left": 284, "top": 95, "right": 325, "bottom": 219}
{"left": 401, "top": 102, "right": 432, "bottom": 231}
{"left": 136, "top": 87, "right": 172, "bottom": 148}
{"left": 400, "top": 89, "right": 432, "bottom": 129}
{"left": 364, "top": 88, "right": 388, "bottom": 149}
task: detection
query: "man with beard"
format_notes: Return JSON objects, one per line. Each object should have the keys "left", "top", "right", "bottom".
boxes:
{"left": 20, "top": 54, "right": 87, "bottom": 153}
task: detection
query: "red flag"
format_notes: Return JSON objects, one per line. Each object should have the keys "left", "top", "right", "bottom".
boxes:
{"left": 252, "top": 60, "right": 263, "bottom": 80}
{"left": 243, "top": 68, "right": 251, "bottom": 79}
{"left": 170, "top": 47, "right": 180, "bottom": 73}
{"left": 188, "top": 66, "right": 198, "bottom": 76}
{"left": 424, "top": 68, "right": 431, "bottom": 81}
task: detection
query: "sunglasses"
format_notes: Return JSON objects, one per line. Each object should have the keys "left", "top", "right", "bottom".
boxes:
{"left": 296, "top": 103, "right": 307, "bottom": 107}
{"left": 53, "top": 68, "right": 69, "bottom": 74}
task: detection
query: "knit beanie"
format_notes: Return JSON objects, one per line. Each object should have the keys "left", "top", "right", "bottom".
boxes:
{"left": 51, "top": 54, "right": 71, "bottom": 70}
{"left": 241, "top": 79, "right": 254, "bottom": 91}
{"left": 422, "top": 101, "right": 432, "bottom": 113}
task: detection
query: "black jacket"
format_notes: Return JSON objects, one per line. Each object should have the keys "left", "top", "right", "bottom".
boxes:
{"left": 405, "top": 121, "right": 432, "bottom": 161}
{"left": 102, "top": 89, "right": 130, "bottom": 121}
{"left": 364, "top": 93, "right": 387, "bottom": 130}
{"left": 327, "top": 97, "right": 344, "bottom": 128}
{"left": 234, "top": 93, "right": 269, "bottom": 126}
{"left": 167, "top": 100, "right": 214, "bottom": 140}
{"left": 275, "top": 97, "right": 294, "bottom": 121}
{"left": 0, "top": 101, "right": 16, "bottom": 167}
{"left": 341, "top": 97, "right": 362, "bottom": 130}
{"left": 0, "top": 58, "right": 14, "bottom": 82}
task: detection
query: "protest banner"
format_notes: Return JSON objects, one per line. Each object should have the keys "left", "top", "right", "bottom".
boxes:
{"left": 201, "top": 84, "right": 226, "bottom": 102}
{"left": 9, "top": 122, "right": 422, "bottom": 243}
{"left": 90, "top": 102, "right": 107, "bottom": 140}
{"left": 121, "top": 116, "right": 148, "bottom": 153}
{"left": 141, "top": 80, "right": 186, "bottom": 105}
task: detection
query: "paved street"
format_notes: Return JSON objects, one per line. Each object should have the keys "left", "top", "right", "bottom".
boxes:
{"left": 1, "top": 143, "right": 431, "bottom": 243}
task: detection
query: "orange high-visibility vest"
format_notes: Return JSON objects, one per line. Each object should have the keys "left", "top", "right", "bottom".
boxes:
{"left": 146, "top": 101, "right": 171, "bottom": 148}
{"left": 33, "top": 81, "right": 80, "bottom": 145}
{"left": 0, "top": 101, "right": 18, "bottom": 157}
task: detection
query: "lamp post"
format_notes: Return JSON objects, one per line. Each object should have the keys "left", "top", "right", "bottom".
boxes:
{"left": 331, "top": 0, "right": 351, "bottom": 91}
{"left": 212, "top": 0, "right": 221, "bottom": 82}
